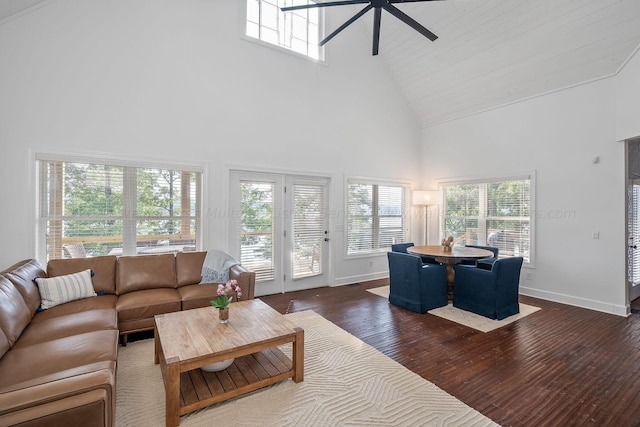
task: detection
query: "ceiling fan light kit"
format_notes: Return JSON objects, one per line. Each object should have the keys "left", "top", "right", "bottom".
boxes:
{"left": 281, "top": 0, "right": 443, "bottom": 56}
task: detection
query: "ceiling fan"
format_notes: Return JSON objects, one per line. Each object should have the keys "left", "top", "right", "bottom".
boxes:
{"left": 281, "top": 0, "right": 444, "bottom": 56}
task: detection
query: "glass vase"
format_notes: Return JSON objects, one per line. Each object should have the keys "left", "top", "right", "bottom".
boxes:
{"left": 219, "top": 307, "right": 229, "bottom": 323}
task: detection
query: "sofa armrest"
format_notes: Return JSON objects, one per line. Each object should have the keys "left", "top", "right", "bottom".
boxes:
{"left": 229, "top": 264, "right": 256, "bottom": 300}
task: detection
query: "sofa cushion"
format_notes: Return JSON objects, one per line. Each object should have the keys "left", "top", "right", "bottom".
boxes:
{"left": 3, "top": 259, "right": 45, "bottom": 315}
{"left": 13, "top": 309, "right": 117, "bottom": 349}
{"left": 35, "top": 269, "right": 97, "bottom": 310}
{"left": 116, "top": 288, "right": 181, "bottom": 322}
{"left": 116, "top": 254, "right": 176, "bottom": 295}
{"left": 178, "top": 283, "right": 220, "bottom": 310}
{"left": 47, "top": 255, "right": 117, "bottom": 295}
{"left": 0, "top": 330, "right": 118, "bottom": 389}
{"left": 176, "top": 251, "right": 206, "bottom": 286}
{"left": 30, "top": 295, "right": 117, "bottom": 324}
{"left": 0, "top": 276, "right": 32, "bottom": 347}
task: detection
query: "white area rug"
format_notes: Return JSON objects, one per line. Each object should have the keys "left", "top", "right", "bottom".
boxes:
{"left": 116, "top": 310, "right": 497, "bottom": 427}
{"left": 367, "top": 285, "right": 540, "bottom": 332}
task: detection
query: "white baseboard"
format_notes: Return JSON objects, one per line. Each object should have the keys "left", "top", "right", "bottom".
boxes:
{"left": 519, "top": 286, "right": 629, "bottom": 317}
{"left": 333, "top": 272, "right": 388, "bottom": 287}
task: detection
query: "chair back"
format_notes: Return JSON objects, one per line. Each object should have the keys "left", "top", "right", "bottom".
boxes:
{"left": 63, "top": 243, "right": 87, "bottom": 258}
{"left": 391, "top": 242, "right": 415, "bottom": 253}
{"left": 491, "top": 256, "right": 523, "bottom": 279}
{"left": 465, "top": 244, "right": 499, "bottom": 257}
{"left": 387, "top": 251, "right": 422, "bottom": 284}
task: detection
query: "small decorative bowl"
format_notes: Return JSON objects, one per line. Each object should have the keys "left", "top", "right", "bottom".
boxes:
{"left": 200, "top": 358, "right": 234, "bottom": 372}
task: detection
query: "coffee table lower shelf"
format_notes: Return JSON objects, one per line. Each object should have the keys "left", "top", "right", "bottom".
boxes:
{"left": 178, "top": 347, "right": 293, "bottom": 415}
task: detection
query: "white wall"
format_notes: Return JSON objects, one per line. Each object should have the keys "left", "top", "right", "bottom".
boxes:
{"left": 616, "top": 47, "right": 640, "bottom": 141}
{"left": 0, "top": 0, "right": 422, "bottom": 285}
{"left": 422, "top": 78, "right": 627, "bottom": 315}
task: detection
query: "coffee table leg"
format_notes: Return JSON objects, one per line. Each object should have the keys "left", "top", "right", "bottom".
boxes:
{"left": 165, "top": 359, "right": 180, "bottom": 427}
{"left": 293, "top": 327, "right": 304, "bottom": 383}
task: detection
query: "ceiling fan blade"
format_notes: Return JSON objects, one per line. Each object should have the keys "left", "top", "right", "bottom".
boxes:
{"left": 383, "top": 3, "right": 438, "bottom": 41}
{"left": 372, "top": 8, "right": 382, "bottom": 56}
{"left": 321, "top": 4, "right": 373, "bottom": 46}
{"left": 281, "top": 0, "right": 369, "bottom": 12}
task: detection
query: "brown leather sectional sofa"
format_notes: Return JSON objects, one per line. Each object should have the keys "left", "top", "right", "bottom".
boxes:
{"left": 0, "top": 251, "right": 255, "bottom": 427}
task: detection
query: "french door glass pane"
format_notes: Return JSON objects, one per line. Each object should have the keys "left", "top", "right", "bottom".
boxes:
{"left": 240, "top": 181, "right": 275, "bottom": 282}
{"left": 293, "top": 184, "right": 324, "bottom": 279}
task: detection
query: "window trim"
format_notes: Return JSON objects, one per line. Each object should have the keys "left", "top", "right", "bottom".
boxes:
{"left": 344, "top": 176, "right": 411, "bottom": 259}
{"left": 241, "top": 0, "right": 327, "bottom": 63}
{"left": 34, "top": 150, "right": 207, "bottom": 263}
{"left": 438, "top": 171, "right": 536, "bottom": 267}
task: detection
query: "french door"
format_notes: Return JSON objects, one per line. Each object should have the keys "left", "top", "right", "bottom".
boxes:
{"left": 627, "top": 139, "right": 640, "bottom": 302}
{"left": 229, "top": 170, "right": 330, "bottom": 296}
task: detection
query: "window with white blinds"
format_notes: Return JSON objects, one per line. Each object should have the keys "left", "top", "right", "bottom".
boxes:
{"left": 443, "top": 176, "right": 532, "bottom": 263}
{"left": 239, "top": 181, "right": 275, "bottom": 283}
{"left": 346, "top": 179, "right": 409, "bottom": 256}
{"left": 246, "top": 0, "right": 323, "bottom": 61}
{"left": 36, "top": 156, "right": 201, "bottom": 261}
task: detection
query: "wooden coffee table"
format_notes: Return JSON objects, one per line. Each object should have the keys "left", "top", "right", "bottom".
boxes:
{"left": 154, "top": 299, "right": 304, "bottom": 427}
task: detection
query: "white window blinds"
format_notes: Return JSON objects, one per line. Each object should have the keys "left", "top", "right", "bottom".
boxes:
{"left": 37, "top": 157, "right": 201, "bottom": 261}
{"left": 443, "top": 176, "right": 532, "bottom": 263}
{"left": 292, "top": 183, "right": 325, "bottom": 279}
{"left": 347, "top": 179, "right": 409, "bottom": 255}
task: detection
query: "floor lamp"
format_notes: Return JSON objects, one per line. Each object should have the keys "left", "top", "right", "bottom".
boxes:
{"left": 413, "top": 190, "right": 441, "bottom": 245}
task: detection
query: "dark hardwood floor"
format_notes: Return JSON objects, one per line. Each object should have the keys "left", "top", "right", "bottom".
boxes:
{"left": 260, "top": 280, "right": 640, "bottom": 427}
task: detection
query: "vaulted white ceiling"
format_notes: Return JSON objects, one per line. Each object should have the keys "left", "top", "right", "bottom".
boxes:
{"left": 3, "top": 0, "right": 640, "bottom": 128}
{"left": 367, "top": 0, "right": 640, "bottom": 126}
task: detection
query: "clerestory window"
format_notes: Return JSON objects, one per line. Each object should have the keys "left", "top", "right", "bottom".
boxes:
{"left": 36, "top": 155, "right": 202, "bottom": 262}
{"left": 246, "top": 0, "right": 323, "bottom": 60}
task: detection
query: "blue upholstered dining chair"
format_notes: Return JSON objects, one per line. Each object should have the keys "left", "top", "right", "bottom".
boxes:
{"left": 391, "top": 242, "right": 415, "bottom": 253}
{"left": 453, "top": 257, "right": 524, "bottom": 320}
{"left": 387, "top": 251, "right": 448, "bottom": 313}
{"left": 461, "top": 244, "right": 499, "bottom": 270}
{"left": 391, "top": 242, "right": 437, "bottom": 264}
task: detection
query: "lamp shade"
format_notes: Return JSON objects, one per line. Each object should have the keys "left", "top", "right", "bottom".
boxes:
{"left": 412, "top": 190, "right": 441, "bottom": 206}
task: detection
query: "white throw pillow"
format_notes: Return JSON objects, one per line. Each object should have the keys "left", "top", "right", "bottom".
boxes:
{"left": 35, "top": 269, "right": 97, "bottom": 310}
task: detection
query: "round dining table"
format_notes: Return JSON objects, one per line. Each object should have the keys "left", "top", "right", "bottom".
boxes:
{"left": 406, "top": 245, "right": 495, "bottom": 298}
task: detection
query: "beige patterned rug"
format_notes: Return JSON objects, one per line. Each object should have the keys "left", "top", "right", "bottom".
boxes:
{"left": 367, "top": 285, "right": 540, "bottom": 332}
{"left": 116, "top": 310, "right": 497, "bottom": 426}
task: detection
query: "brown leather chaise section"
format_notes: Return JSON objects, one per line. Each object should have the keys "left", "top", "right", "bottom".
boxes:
{"left": 0, "top": 259, "right": 118, "bottom": 427}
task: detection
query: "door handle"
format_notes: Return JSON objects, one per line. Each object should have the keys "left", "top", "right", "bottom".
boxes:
{"left": 324, "top": 238, "right": 330, "bottom": 242}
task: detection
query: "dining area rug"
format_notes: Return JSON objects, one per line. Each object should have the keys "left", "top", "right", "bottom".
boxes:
{"left": 115, "top": 310, "right": 497, "bottom": 426}
{"left": 367, "top": 285, "right": 540, "bottom": 333}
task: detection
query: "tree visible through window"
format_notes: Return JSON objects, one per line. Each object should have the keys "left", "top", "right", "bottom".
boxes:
{"left": 246, "top": 0, "right": 323, "bottom": 60}
{"left": 37, "top": 158, "right": 201, "bottom": 261}
{"left": 443, "top": 177, "right": 532, "bottom": 263}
